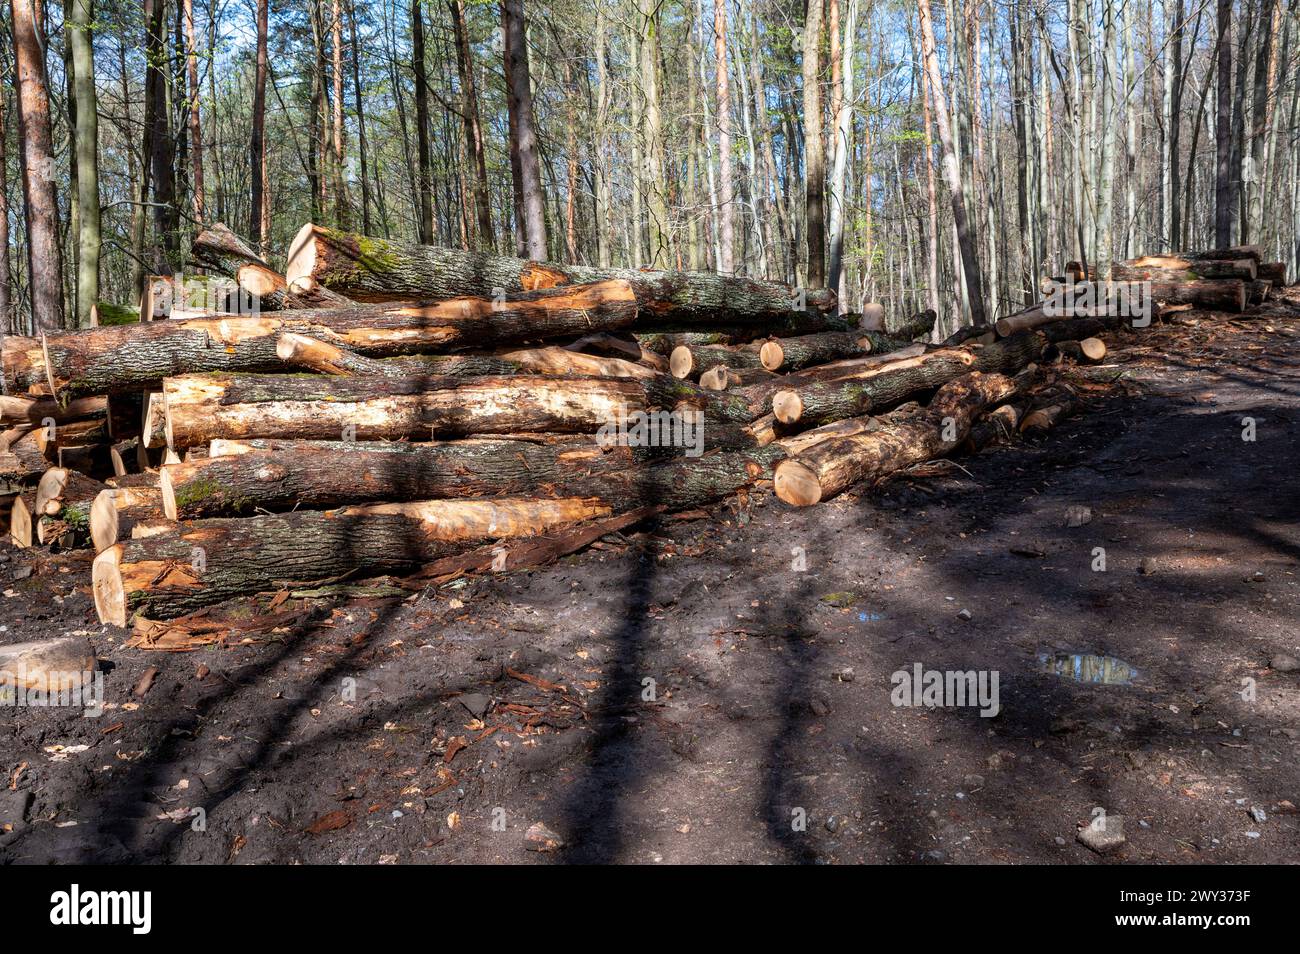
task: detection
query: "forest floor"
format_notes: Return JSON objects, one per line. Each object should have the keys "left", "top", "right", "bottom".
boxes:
{"left": 3, "top": 289, "right": 1300, "bottom": 865}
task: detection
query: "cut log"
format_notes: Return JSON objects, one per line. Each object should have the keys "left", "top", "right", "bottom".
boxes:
{"left": 284, "top": 223, "right": 839, "bottom": 325}
{"left": 90, "top": 485, "right": 166, "bottom": 553}
{"left": 161, "top": 439, "right": 782, "bottom": 519}
{"left": 191, "top": 222, "right": 271, "bottom": 274}
{"left": 236, "top": 262, "right": 353, "bottom": 310}
{"left": 1020, "top": 398, "right": 1077, "bottom": 433}
{"left": 774, "top": 371, "right": 1021, "bottom": 505}
{"left": 274, "top": 333, "right": 658, "bottom": 380}
{"left": 93, "top": 497, "right": 618, "bottom": 624}
{"left": 35, "top": 466, "right": 104, "bottom": 518}
{"left": 1257, "top": 262, "right": 1288, "bottom": 286}
{"left": 1113, "top": 257, "right": 1257, "bottom": 281}
{"left": 635, "top": 330, "right": 745, "bottom": 354}
{"left": 1194, "top": 244, "right": 1263, "bottom": 261}
{"left": 142, "top": 393, "right": 167, "bottom": 449}
{"left": 885, "top": 308, "right": 938, "bottom": 341}
{"left": 1054, "top": 338, "right": 1107, "bottom": 363}
{"left": 758, "top": 331, "right": 881, "bottom": 372}
{"left": 698, "top": 366, "right": 775, "bottom": 391}
{"left": 964, "top": 403, "right": 1024, "bottom": 453}
{"left": 0, "top": 637, "right": 97, "bottom": 692}
{"left": 669, "top": 343, "right": 765, "bottom": 380}
{"left": 161, "top": 371, "right": 754, "bottom": 449}
{"left": 770, "top": 330, "right": 1045, "bottom": 428}
{"left": 140, "top": 273, "right": 243, "bottom": 323}
{"left": 1146, "top": 279, "right": 1246, "bottom": 312}
{"left": 0, "top": 394, "right": 105, "bottom": 427}
{"left": 3, "top": 281, "right": 639, "bottom": 398}
{"left": 1247, "top": 280, "right": 1271, "bottom": 304}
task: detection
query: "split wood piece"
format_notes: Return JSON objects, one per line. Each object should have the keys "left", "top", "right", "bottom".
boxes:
{"left": 0, "top": 395, "right": 106, "bottom": 427}
{"left": 5, "top": 431, "right": 46, "bottom": 475}
{"left": 284, "top": 224, "right": 839, "bottom": 325}
{"left": 1257, "top": 262, "right": 1288, "bottom": 286}
{"left": 110, "top": 440, "right": 138, "bottom": 477}
{"left": 93, "top": 497, "right": 618, "bottom": 625}
{"left": 773, "top": 371, "right": 1021, "bottom": 506}
{"left": 564, "top": 333, "right": 669, "bottom": 372}
{"left": 142, "top": 393, "right": 167, "bottom": 449}
{"left": 885, "top": 308, "right": 938, "bottom": 341}
{"left": 236, "top": 262, "right": 352, "bottom": 310}
{"left": 3, "top": 281, "right": 639, "bottom": 397}
{"left": 160, "top": 371, "right": 756, "bottom": 449}
{"left": 758, "top": 331, "right": 901, "bottom": 372}
{"left": 1054, "top": 338, "right": 1107, "bottom": 364}
{"left": 91, "top": 486, "right": 166, "bottom": 553}
{"left": 774, "top": 416, "right": 879, "bottom": 456}
{"left": 857, "top": 303, "right": 886, "bottom": 331}
{"left": 669, "top": 343, "right": 765, "bottom": 380}
{"left": 161, "top": 439, "right": 783, "bottom": 520}
{"left": 1113, "top": 257, "right": 1257, "bottom": 281}
{"left": 0, "top": 637, "right": 97, "bottom": 692}
{"left": 274, "top": 333, "right": 659, "bottom": 380}
{"left": 9, "top": 491, "right": 37, "bottom": 547}
{"left": 699, "top": 366, "right": 776, "bottom": 391}
{"left": 770, "top": 331, "right": 1045, "bottom": 428}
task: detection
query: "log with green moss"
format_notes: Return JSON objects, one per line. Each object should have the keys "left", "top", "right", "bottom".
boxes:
{"left": 284, "top": 223, "right": 840, "bottom": 328}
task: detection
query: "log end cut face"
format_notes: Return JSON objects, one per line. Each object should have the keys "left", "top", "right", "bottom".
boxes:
{"left": 92, "top": 544, "right": 128, "bottom": 627}
{"left": 773, "top": 460, "right": 823, "bottom": 507}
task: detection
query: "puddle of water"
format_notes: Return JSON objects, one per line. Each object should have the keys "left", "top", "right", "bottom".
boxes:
{"left": 1039, "top": 652, "right": 1138, "bottom": 685}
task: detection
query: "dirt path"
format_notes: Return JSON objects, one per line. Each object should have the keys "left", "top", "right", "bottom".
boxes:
{"left": 3, "top": 296, "right": 1299, "bottom": 864}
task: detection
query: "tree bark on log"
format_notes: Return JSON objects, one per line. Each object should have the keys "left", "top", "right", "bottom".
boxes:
{"left": 1257, "top": 262, "right": 1287, "bottom": 286}
{"left": 93, "top": 497, "right": 618, "bottom": 624}
{"left": 1146, "top": 279, "right": 1246, "bottom": 311}
{"left": 284, "top": 223, "right": 839, "bottom": 325}
{"left": 161, "top": 439, "right": 782, "bottom": 519}
{"left": 274, "top": 333, "right": 658, "bottom": 380}
{"left": 1117, "top": 255, "right": 1258, "bottom": 280}
{"left": 0, "top": 395, "right": 105, "bottom": 426}
{"left": 773, "top": 371, "right": 1021, "bottom": 505}
{"left": 1054, "top": 338, "right": 1107, "bottom": 363}
{"left": 3, "top": 281, "right": 638, "bottom": 398}
{"left": 90, "top": 485, "right": 165, "bottom": 553}
{"left": 161, "top": 371, "right": 756, "bottom": 449}
{"left": 770, "top": 331, "right": 1046, "bottom": 427}
{"left": 191, "top": 222, "right": 270, "bottom": 274}
{"left": 669, "top": 343, "right": 766, "bottom": 380}
{"left": 758, "top": 331, "right": 881, "bottom": 372}
{"left": 236, "top": 262, "right": 353, "bottom": 310}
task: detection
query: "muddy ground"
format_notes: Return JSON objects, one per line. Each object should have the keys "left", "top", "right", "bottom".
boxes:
{"left": 3, "top": 293, "right": 1300, "bottom": 865}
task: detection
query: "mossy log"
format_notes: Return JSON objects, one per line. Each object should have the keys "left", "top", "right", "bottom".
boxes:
{"left": 2, "top": 280, "right": 639, "bottom": 398}
{"left": 757, "top": 331, "right": 892, "bottom": 372}
{"left": 284, "top": 223, "right": 839, "bottom": 327}
{"left": 92, "top": 497, "right": 618, "bottom": 624}
{"left": 773, "top": 371, "right": 1021, "bottom": 506}
{"left": 236, "top": 262, "right": 353, "bottom": 310}
{"left": 161, "top": 439, "right": 783, "bottom": 519}
{"left": 770, "top": 331, "right": 1046, "bottom": 428}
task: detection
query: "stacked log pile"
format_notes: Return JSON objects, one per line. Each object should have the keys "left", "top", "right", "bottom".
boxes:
{"left": 1, "top": 222, "right": 1186, "bottom": 628}
{"left": 1109, "top": 244, "right": 1289, "bottom": 311}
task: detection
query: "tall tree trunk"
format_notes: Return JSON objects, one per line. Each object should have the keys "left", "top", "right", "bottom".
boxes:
{"left": 410, "top": 0, "right": 435, "bottom": 243}
{"left": 714, "top": 0, "right": 735, "bottom": 273}
{"left": 802, "top": 0, "right": 825, "bottom": 288}
{"left": 348, "top": 0, "right": 372, "bottom": 235}
{"left": 68, "top": 0, "right": 100, "bottom": 328}
{"left": 331, "top": 0, "right": 348, "bottom": 227}
{"left": 501, "top": 0, "right": 547, "bottom": 258}
{"left": 249, "top": 0, "right": 268, "bottom": 249}
{"left": 1246, "top": 0, "right": 1278, "bottom": 242}
{"left": 639, "top": 0, "right": 669, "bottom": 268}
{"left": 183, "top": 0, "right": 205, "bottom": 222}
{"left": 1214, "top": 0, "right": 1233, "bottom": 247}
{"left": 146, "top": 0, "right": 178, "bottom": 271}
{"left": 0, "top": 77, "right": 10, "bottom": 332}
{"left": 917, "top": 0, "right": 986, "bottom": 326}
{"left": 827, "top": 0, "right": 857, "bottom": 298}
{"left": 450, "top": 0, "right": 492, "bottom": 249}
{"left": 10, "top": 0, "right": 63, "bottom": 332}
